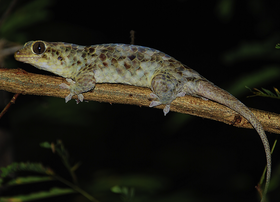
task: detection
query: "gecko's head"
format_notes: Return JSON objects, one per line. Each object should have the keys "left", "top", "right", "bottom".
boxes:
{"left": 14, "top": 40, "right": 73, "bottom": 76}
{"left": 14, "top": 40, "right": 55, "bottom": 72}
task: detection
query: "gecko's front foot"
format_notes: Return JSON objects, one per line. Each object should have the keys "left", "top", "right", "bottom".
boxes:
{"left": 59, "top": 79, "right": 84, "bottom": 103}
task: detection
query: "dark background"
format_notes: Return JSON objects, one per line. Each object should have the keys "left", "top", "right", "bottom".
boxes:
{"left": 1, "top": 0, "right": 280, "bottom": 201}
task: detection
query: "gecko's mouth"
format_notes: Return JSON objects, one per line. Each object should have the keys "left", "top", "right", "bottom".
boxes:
{"left": 14, "top": 51, "right": 40, "bottom": 62}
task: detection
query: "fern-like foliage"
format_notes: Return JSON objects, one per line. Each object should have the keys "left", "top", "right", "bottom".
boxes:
{"left": 246, "top": 86, "right": 280, "bottom": 99}
{"left": 0, "top": 141, "right": 99, "bottom": 202}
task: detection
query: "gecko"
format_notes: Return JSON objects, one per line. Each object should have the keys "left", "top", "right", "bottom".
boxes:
{"left": 14, "top": 40, "right": 271, "bottom": 201}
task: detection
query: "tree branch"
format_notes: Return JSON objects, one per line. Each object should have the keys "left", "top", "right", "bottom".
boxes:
{"left": 1, "top": 68, "right": 279, "bottom": 134}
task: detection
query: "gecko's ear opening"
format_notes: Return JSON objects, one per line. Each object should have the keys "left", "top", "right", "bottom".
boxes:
{"left": 32, "top": 41, "right": 46, "bottom": 55}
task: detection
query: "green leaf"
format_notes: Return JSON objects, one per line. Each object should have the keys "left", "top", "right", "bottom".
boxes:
{"left": 261, "top": 88, "right": 275, "bottom": 96}
{"left": 6, "top": 176, "right": 53, "bottom": 186}
{"left": 246, "top": 87, "right": 280, "bottom": 99}
{"left": 111, "top": 185, "right": 123, "bottom": 193}
{"left": 0, "top": 187, "right": 75, "bottom": 202}
{"left": 40, "top": 142, "right": 52, "bottom": 149}
{"left": 0, "top": 162, "right": 54, "bottom": 179}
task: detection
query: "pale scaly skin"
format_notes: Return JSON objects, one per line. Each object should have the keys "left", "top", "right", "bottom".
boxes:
{"left": 15, "top": 40, "right": 270, "bottom": 201}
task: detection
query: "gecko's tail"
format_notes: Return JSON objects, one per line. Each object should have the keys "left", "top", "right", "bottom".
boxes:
{"left": 195, "top": 80, "right": 271, "bottom": 202}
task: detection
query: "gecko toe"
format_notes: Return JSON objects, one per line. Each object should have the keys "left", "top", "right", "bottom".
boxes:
{"left": 78, "top": 94, "right": 84, "bottom": 102}
{"left": 163, "top": 105, "right": 170, "bottom": 116}
{"left": 65, "top": 93, "right": 74, "bottom": 103}
{"left": 149, "top": 100, "right": 161, "bottom": 107}
{"left": 150, "top": 93, "right": 158, "bottom": 99}
{"left": 177, "top": 92, "right": 186, "bottom": 97}
{"left": 59, "top": 83, "right": 70, "bottom": 89}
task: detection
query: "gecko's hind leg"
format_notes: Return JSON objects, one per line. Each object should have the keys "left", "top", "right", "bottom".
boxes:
{"left": 149, "top": 72, "right": 183, "bottom": 115}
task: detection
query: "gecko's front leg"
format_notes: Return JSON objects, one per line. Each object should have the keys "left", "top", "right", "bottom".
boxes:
{"left": 59, "top": 68, "right": 96, "bottom": 103}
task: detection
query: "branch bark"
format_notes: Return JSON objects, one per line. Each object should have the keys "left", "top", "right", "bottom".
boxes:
{"left": 1, "top": 68, "right": 279, "bottom": 134}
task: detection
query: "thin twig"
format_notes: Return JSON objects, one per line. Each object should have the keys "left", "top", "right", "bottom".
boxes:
{"left": 1, "top": 68, "right": 280, "bottom": 134}
{"left": 0, "top": 93, "right": 20, "bottom": 119}
{"left": 130, "top": 30, "right": 135, "bottom": 45}
{"left": 52, "top": 174, "right": 100, "bottom": 202}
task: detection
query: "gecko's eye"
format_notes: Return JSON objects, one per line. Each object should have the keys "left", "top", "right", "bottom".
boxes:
{"left": 32, "top": 41, "right": 46, "bottom": 55}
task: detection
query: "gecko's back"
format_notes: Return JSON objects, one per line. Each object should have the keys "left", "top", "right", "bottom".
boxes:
{"left": 16, "top": 41, "right": 203, "bottom": 87}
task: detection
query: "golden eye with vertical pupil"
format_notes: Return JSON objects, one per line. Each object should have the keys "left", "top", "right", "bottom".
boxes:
{"left": 32, "top": 41, "right": 46, "bottom": 54}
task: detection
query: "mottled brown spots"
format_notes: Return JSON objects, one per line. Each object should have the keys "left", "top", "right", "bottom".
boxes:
{"left": 81, "top": 53, "right": 87, "bottom": 58}
{"left": 124, "top": 61, "right": 131, "bottom": 69}
{"left": 106, "top": 46, "right": 115, "bottom": 52}
{"left": 89, "top": 47, "right": 95, "bottom": 53}
{"left": 177, "top": 66, "right": 186, "bottom": 72}
{"left": 177, "top": 71, "right": 183, "bottom": 76}
{"left": 100, "top": 49, "right": 108, "bottom": 54}
{"left": 136, "top": 52, "right": 144, "bottom": 61}
{"left": 128, "top": 54, "right": 136, "bottom": 61}
{"left": 42, "top": 54, "right": 47, "bottom": 59}
{"left": 58, "top": 56, "right": 63, "bottom": 61}
{"left": 116, "top": 67, "right": 124, "bottom": 75}
{"left": 111, "top": 58, "right": 118, "bottom": 66}
{"left": 130, "top": 46, "right": 138, "bottom": 53}
{"left": 73, "top": 56, "right": 77, "bottom": 62}
{"left": 77, "top": 61, "right": 82, "bottom": 65}
{"left": 105, "top": 51, "right": 113, "bottom": 58}
{"left": 150, "top": 54, "right": 157, "bottom": 62}
{"left": 103, "top": 62, "right": 108, "bottom": 67}
{"left": 99, "top": 53, "right": 106, "bottom": 61}
{"left": 118, "top": 56, "right": 126, "bottom": 60}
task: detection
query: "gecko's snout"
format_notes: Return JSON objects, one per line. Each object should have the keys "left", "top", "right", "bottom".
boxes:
{"left": 14, "top": 51, "right": 20, "bottom": 60}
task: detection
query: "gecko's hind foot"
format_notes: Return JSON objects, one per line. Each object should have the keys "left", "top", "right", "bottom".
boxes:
{"left": 149, "top": 93, "right": 171, "bottom": 115}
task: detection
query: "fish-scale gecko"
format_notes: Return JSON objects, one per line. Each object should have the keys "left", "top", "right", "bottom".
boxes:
{"left": 15, "top": 40, "right": 271, "bottom": 201}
